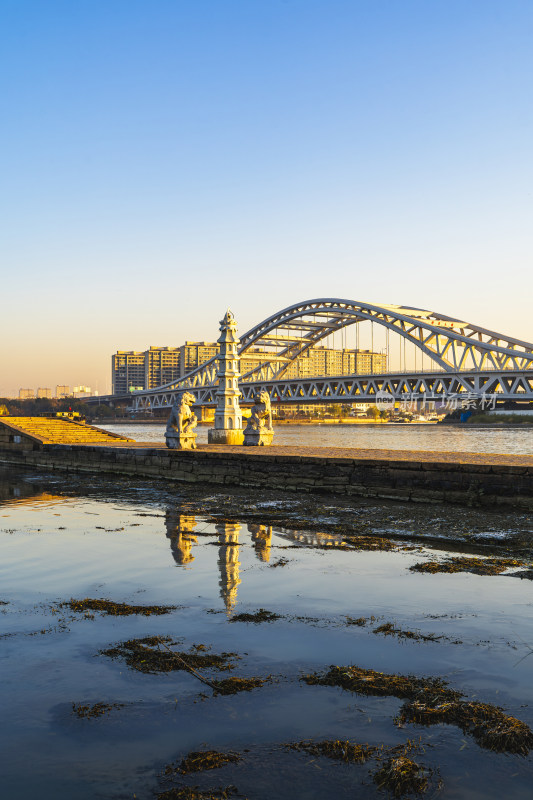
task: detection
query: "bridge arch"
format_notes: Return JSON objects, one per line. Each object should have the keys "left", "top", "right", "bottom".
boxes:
{"left": 131, "top": 299, "right": 533, "bottom": 408}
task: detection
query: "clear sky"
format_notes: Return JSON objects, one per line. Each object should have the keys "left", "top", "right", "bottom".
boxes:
{"left": 1, "top": 0, "right": 532, "bottom": 395}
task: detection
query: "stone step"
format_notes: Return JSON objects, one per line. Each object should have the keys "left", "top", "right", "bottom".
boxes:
{"left": 3, "top": 417, "right": 132, "bottom": 445}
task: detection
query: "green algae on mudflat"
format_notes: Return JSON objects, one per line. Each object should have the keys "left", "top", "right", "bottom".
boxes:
{"left": 303, "top": 665, "right": 533, "bottom": 754}
{"left": 61, "top": 598, "right": 178, "bottom": 615}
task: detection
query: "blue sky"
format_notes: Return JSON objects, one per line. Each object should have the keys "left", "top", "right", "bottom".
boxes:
{"left": 1, "top": 0, "right": 532, "bottom": 394}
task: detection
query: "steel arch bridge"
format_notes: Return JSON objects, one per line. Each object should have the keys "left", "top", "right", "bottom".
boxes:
{"left": 130, "top": 299, "right": 533, "bottom": 411}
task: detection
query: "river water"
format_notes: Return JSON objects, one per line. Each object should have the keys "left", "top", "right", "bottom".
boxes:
{"left": 101, "top": 422, "right": 533, "bottom": 455}
{"left": 1, "top": 466, "right": 533, "bottom": 799}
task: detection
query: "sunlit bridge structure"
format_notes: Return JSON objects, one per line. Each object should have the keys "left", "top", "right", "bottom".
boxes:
{"left": 128, "top": 299, "right": 533, "bottom": 410}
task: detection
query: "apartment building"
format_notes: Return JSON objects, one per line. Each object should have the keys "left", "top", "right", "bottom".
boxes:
{"left": 179, "top": 342, "right": 218, "bottom": 376}
{"left": 36, "top": 388, "right": 52, "bottom": 399}
{"left": 111, "top": 343, "right": 387, "bottom": 394}
{"left": 283, "top": 347, "right": 387, "bottom": 379}
{"left": 112, "top": 351, "right": 146, "bottom": 394}
{"left": 56, "top": 385, "right": 71, "bottom": 399}
{"left": 145, "top": 347, "right": 181, "bottom": 388}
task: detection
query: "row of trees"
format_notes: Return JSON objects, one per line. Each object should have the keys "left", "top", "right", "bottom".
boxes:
{"left": 0, "top": 397, "right": 119, "bottom": 420}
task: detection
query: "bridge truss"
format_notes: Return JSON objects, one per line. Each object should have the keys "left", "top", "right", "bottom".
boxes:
{"left": 129, "top": 299, "right": 533, "bottom": 411}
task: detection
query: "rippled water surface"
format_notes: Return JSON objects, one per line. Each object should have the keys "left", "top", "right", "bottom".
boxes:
{"left": 1, "top": 467, "right": 533, "bottom": 799}
{"left": 101, "top": 422, "right": 533, "bottom": 454}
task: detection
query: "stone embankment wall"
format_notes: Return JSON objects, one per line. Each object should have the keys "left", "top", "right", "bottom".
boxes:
{"left": 1, "top": 442, "right": 532, "bottom": 510}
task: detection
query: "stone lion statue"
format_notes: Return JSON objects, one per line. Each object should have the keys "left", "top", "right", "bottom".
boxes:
{"left": 245, "top": 390, "right": 273, "bottom": 433}
{"left": 165, "top": 391, "right": 198, "bottom": 449}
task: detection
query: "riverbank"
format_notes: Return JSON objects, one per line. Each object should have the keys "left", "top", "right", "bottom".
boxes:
{"left": 2, "top": 440, "right": 533, "bottom": 510}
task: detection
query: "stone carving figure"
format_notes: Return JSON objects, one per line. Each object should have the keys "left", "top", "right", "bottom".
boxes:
{"left": 165, "top": 391, "right": 198, "bottom": 450}
{"left": 243, "top": 390, "right": 274, "bottom": 446}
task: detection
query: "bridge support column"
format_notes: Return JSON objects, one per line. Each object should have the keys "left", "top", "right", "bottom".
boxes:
{"left": 208, "top": 310, "right": 244, "bottom": 445}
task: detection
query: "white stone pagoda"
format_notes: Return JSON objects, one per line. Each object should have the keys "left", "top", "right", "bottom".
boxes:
{"left": 208, "top": 309, "right": 244, "bottom": 445}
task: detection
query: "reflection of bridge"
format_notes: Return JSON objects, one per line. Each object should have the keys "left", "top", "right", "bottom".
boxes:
{"left": 123, "top": 299, "right": 533, "bottom": 410}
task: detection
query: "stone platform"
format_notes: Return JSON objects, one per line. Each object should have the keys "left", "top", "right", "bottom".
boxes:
{"left": 1, "top": 437, "right": 532, "bottom": 510}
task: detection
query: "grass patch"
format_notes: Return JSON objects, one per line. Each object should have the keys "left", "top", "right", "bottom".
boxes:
{"left": 61, "top": 598, "right": 177, "bottom": 616}
{"left": 286, "top": 739, "right": 378, "bottom": 763}
{"left": 344, "top": 535, "right": 398, "bottom": 551}
{"left": 346, "top": 616, "right": 369, "bottom": 626}
{"left": 157, "top": 787, "right": 241, "bottom": 800}
{"left": 304, "top": 665, "right": 456, "bottom": 701}
{"left": 373, "top": 623, "right": 443, "bottom": 643}
{"left": 269, "top": 558, "right": 289, "bottom": 568}
{"left": 303, "top": 665, "right": 533, "bottom": 754}
{"left": 101, "top": 637, "right": 238, "bottom": 674}
{"left": 286, "top": 738, "right": 434, "bottom": 795}
{"left": 167, "top": 751, "right": 242, "bottom": 775}
{"left": 72, "top": 701, "right": 124, "bottom": 718}
{"left": 399, "top": 700, "right": 533, "bottom": 754}
{"left": 410, "top": 556, "right": 526, "bottom": 576}
{"left": 210, "top": 677, "right": 270, "bottom": 695}
{"left": 229, "top": 609, "right": 281, "bottom": 623}
{"left": 373, "top": 756, "right": 430, "bottom": 797}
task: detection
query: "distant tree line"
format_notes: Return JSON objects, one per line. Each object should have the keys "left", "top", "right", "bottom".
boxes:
{"left": 0, "top": 397, "right": 120, "bottom": 420}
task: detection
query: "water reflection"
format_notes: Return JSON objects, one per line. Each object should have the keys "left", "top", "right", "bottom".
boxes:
{"left": 276, "top": 528, "right": 345, "bottom": 547}
{"left": 165, "top": 510, "right": 198, "bottom": 565}
{"left": 0, "top": 469, "right": 57, "bottom": 506}
{"left": 216, "top": 520, "right": 241, "bottom": 615}
{"left": 165, "top": 512, "right": 274, "bottom": 612}
{"left": 163, "top": 503, "right": 350, "bottom": 614}
{"left": 249, "top": 523, "right": 272, "bottom": 562}
{"left": 165, "top": 513, "right": 246, "bottom": 614}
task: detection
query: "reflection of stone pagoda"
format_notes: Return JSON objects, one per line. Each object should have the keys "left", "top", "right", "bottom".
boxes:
{"left": 208, "top": 310, "right": 244, "bottom": 445}
{"left": 248, "top": 523, "right": 272, "bottom": 562}
{"left": 216, "top": 521, "right": 241, "bottom": 615}
{"left": 165, "top": 510, "right": 198, "bottom": 565}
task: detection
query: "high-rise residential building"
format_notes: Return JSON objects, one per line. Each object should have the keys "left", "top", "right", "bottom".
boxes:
{"left": 145, "top": 347, "right": 181, "bottom": 389}
{"left": 19, "top": 389, "right": 35, "bottom": 400}
{"left": 112, "top": 351, "right": 146, "bottom": 394}
{"left": 179, "top": 341, "right": 218, "bottom": 376}
{"left": 37, "top": 388, "right": 52, "bottom": 399}
{"left": 111, "top": 342, "right": 387, "bottom": 395}
{"left": 240, "top": 348, "right": 276, "bottom": 376}
{"left": 112, "top": 342, "right": 225, "bottom": 395}
{"left": 351, "top": 349, "right": 388, "bottom": 374}
{"left": 56, "top": 385, "right": 71, "bottom": 398}
{"left": 281, "top": 347, "right": 387, "bottom": 379}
